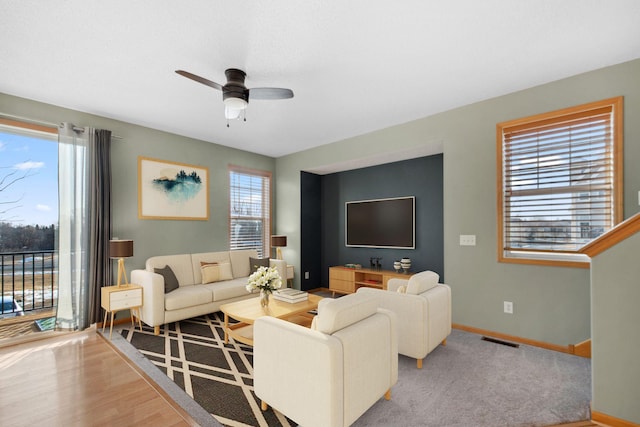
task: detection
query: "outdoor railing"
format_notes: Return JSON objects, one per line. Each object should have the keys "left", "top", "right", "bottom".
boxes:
{"left": 0, "top": 250, "right": 57, "bottom": 316}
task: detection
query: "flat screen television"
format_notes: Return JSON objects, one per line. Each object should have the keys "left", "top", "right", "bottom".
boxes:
{"left": 345, "top": 196, "right": 415, "bottom": 249}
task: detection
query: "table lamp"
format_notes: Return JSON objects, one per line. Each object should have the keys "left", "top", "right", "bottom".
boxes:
{"left": 271, "top": 235, "right": 287, "bottom": 260}
{"left": 110, "top": 239, "right": 134, "bottom": 287}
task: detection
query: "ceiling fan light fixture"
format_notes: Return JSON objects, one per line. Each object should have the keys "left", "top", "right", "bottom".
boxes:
{"left": 176, "top": 67, "right": 292, "bottom": 126}
{"left": 223, "top": 96, "right": 248, "bottom": 110}
{"left": 224, "top": 106, "right": 242, "bottom": 120}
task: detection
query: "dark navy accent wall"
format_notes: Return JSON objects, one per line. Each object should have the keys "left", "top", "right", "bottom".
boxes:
{"left": 300, "top": 171, "right": 322, "bottom": 291}
{"left": 301, "top": 154, "right": 444, "bottom": 289}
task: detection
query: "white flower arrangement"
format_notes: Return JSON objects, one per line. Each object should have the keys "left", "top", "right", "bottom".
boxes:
{"left": 246, "top": 265, "right": 283, "bottom": 294}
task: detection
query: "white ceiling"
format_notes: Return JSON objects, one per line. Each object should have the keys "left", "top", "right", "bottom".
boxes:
{"left": 1, "top": 1, "right": 640, "bottom": 158}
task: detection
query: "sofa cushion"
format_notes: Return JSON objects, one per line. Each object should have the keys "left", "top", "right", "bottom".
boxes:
{"left": 406, "top": 270, "right": 439, "bottom": 295}
{"left": 250, "top": 257, "right": 270, "bottom": 274}
{"left": 316, "top": 293, "right": 378, "bottom": 335}
{"left": 146, "top": 254, "right": 195, "bottom": 288}
{"left": 191, "top": 252, "right": 231, "bottom": 285}
{"left": 155, "top": 265, "right": 179, "bottom": 293}
{"left": 203, "top": 277, "right": 252, "bottom": 301}
{"left": 229, "top": 249, "right": 258, "bottom": 279}
{"left": 164, "top": 285, "right": 213, "bottom": 311}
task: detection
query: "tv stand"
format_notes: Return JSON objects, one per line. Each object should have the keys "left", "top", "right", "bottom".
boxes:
{"left": 329, "top": 266, "right": 413, "bottom": 296}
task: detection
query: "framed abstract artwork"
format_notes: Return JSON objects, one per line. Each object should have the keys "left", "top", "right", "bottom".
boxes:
{"left": 138, "top": 156, "right": 209, "bottom": 220}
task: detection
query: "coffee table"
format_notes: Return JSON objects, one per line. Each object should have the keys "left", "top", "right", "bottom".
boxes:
{"left": 220, "top": 293, "right": 322, "bottom": 346}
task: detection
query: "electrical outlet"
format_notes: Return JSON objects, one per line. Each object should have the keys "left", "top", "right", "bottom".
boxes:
{"left": 460, "top": 235, "right": 476, "bottom": 246}
{"left": 504, "top": 301, "right": 513, "bottom": 314}
{"left": 304, "top": 271, "right": 310, "bottom": 280}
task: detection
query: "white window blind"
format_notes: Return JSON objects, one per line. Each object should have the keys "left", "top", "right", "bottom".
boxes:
{"left": 498, "top": 97, "right": 622, "bottom": 262}
{"left": 229, "top": 167, "right": 271, "bottom": 258}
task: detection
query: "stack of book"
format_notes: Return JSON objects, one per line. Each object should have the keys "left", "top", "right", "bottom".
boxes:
{"left": 273, "top": 288, "right": 308, "bottom": 303}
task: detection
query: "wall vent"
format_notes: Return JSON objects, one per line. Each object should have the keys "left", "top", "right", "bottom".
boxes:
{"left": 481, "top": 336, "right": 520, "bottom": 348}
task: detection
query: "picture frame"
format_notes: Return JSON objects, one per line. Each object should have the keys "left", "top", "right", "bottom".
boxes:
{"left": 138, "top": 156, "right": 209, "bottom": 220}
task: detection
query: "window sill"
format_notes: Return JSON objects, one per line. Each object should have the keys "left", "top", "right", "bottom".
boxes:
{"left": 499, "top": 251, "right": 590, "bottom": 269}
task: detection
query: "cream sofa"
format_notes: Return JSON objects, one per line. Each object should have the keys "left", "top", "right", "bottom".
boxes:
{"left": 357, "top": 270, "right": 451, "bottom": 368}
{"left": 254, "top": 292, "right": 398, "bottom": 427}
{"left": 131, "top": 249, "right": 286, "bottom": 335}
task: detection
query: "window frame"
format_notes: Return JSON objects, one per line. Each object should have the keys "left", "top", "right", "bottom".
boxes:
{"left": 228, "top": 165, "right": 272, "bottom": 258}
{"left": 496, "top": 97, "right": 623, "bottom": 268}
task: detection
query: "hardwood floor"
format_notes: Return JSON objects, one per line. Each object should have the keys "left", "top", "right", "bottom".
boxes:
{"left": 0, "top": 329, "right": 199, "bottom": 426}
{"left": 0, "top": 330, "right": 604, "bottom": 427}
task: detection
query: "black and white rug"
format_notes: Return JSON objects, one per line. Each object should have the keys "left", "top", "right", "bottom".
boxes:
{"left": 121, "top": 312, "right": 294, "bottom": 427}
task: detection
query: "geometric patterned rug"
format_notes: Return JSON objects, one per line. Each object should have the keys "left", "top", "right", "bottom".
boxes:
{"left": 121, "top": 312, "right": 295, "bottom": 427}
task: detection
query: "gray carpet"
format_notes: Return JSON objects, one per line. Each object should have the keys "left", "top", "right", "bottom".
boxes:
{"left": 111, "top": 318, "right": 591, "bottom": 427}
{"left": 353, "top": 330, "right": 591, "bottom": 427}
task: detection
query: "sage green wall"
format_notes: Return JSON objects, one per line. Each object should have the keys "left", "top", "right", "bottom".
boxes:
{"left": 0, "top": 93, "right": 276, "bottom": 273}
{"left": 590, "top": 233, "right": 640, "bottom": 424}
{"left": 276, "top": 58, "right": 640, "bottom": 347}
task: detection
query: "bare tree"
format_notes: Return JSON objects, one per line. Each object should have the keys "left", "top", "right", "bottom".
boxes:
{"left": 0, "top": 165, "right": 36, "bottom": 223}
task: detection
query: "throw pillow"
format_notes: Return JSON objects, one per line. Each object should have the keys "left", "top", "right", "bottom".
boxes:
{"left": 201, "top": 261, "right": 233, "bottom": 283}
{"left": 155, "top": 265, "right": 179, "bottom": 294}
{"left": 406, "top": 270, "right": 440, "bottom": 295}
{"left": 201, "top": 262, "right": 220, "bottom": 284}
{"left": 249, "top": 257, "right": 270, "bottom": 274}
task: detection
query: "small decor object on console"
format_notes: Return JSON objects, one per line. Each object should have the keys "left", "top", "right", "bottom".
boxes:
{"left": 401, "top": 257, "right": 412, "bottom": 274}
{"left": 246, "top": 265, "right": 283, "bottom": 308}
{"left": 394, "top": 260, "right": 402, "bottom": 273}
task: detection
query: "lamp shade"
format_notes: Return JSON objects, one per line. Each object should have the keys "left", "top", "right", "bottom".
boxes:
{"left": 109, "top": 239, "right": 134, "bottom": 258}
{"left": 271, "top": 235, "right": 287, "bottom": 247}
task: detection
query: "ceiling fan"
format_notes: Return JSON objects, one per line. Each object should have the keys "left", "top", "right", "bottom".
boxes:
{"left": 175, "top": 68, "right": 294, "bottom": 125}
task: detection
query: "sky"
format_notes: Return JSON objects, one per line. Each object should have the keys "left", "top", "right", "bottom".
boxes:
{"left": 0, "top": 130, "right": 58, "bottom": 226}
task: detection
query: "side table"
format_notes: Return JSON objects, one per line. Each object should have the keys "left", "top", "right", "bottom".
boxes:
{"left": 101, "top": 284, "right": 143, "bottom": 338}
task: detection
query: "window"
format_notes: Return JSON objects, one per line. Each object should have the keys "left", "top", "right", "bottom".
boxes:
{"left": 0, "top": 118, "right": 59, "bottom": 319}
{"left": 229, "top": 166, "right": 271, "bottom": 258}
{"left": 497, "top": 97, "right": 623, "bottom": 267}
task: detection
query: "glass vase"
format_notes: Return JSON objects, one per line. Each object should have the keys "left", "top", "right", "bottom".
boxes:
{"left": 260, "top": 290, "right": 271, "bottom": 308}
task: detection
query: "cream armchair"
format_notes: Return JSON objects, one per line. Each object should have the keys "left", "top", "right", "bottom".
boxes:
{"left": 357, "top": 270, "right": 451, "bottom": 368}
{"left": 253, "top": 292, "right": 398, "bottom": 427}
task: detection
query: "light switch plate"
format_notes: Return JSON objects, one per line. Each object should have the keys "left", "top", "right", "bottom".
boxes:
{"left": 460, "top": 235, "right": 476, "bottom": 246}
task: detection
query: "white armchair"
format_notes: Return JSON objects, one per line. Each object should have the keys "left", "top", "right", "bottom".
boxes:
{"left": 253, "top": 292, "right": 398, "bottom": 427}
{"left": 357, "top": 270, "right": 451, "bottom": 368}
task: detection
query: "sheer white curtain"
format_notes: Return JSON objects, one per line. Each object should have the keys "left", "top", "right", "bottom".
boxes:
{"left": 56, "top": 123, "right": 90, "bottom": 330}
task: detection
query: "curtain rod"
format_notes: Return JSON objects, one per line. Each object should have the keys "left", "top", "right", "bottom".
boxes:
{"left": 0, "top": 112, "right": 123, "bottom": 140}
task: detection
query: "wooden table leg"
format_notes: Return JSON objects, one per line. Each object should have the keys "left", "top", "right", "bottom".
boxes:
{"left": 109, "top": 311, "right": 115, "bottom": 339}
{"left": 102, "top": 311, "right": 108, "bottom": 334}
{"left": 224, "top": 312, "right": 229, "bottom": 344}
{"left": 135, "top": 307, "right": 143, "bottom": 331}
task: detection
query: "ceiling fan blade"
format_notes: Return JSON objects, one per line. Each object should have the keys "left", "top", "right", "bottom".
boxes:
{"left": 175, "top": 70, "right": 223, "bottom": 91}
{"left": 248, "top": 87, "right": 294, "bottom": 100}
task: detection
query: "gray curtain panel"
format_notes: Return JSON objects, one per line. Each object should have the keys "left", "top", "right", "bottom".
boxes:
{"left": 88, "top": 128, "right": 112, "bottom": 325}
